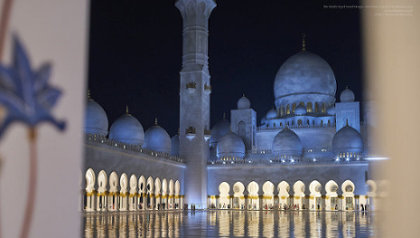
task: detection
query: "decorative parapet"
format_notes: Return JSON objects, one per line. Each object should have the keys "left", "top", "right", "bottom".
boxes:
{"left": 85, "top": 134, "right": 183, "bottom": 163}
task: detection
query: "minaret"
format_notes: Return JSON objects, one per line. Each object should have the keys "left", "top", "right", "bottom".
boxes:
{"left": 175, "top": 0, "right": 216, "bottom": 209}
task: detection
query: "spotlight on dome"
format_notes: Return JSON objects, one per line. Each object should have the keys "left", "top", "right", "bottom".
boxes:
{"left": 346, "top": 157, "right": 350, "bottom": 162}
{"left": 281, "top": 159, "right": 285, "bottom": 163}
{"left": 312, "top": 158, "right": 317, "bottom": 162}
{"left": 269, "top": 160, "right": 273, "bottom": 163}
{"left": 335, "top": 157, "right": 340, "bottom": 162}
{"left": 222, "top": 161, "right": 226, "bottom": 164}
{"left": 231, "top": 161, "right": 234, "bottom": 164}
{"left": 290, "top": 159, "right": 295, "bottom": 163}
{"left": 248, "top": 161, "right": 252, "bottom": 164}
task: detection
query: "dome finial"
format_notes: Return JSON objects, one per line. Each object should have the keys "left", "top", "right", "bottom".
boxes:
{"left": 126, "top": 105, "right": 129, "bottom": 114}
{"left": 346, "top": 119, "right": 349, "bottom": 126}
{"left": 301, "top": 33, "right": 306, "bottom": 51}
{"left": 223, "top": 112, "right": 226, "bottom": 120}
{"left": 154, "top": 117, "right": 158, "bottom": 125}
{"left": 87, "top": 89, "right": 91, "bottom": 99}
{"left": 242, "top": 93, "right": 245, "bottom": 97}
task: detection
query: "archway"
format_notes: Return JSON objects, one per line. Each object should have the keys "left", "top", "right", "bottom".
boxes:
{"left": 366, "top": 180, "right": 377, "bottom": 211}
{"left": 155, "top": 177, "right": 162, "bottom": 210}
{"left": 119, "top": 173, "right": 128, "bottom": 211}
{"left": 138, "top": 176, "right": 146, "bottom": 210}
{"left": 278, "top": 181, "right": 290, "bottom": 210}
{"left": 128, "top": 174, "right": 137, "bottom": 211}
{"left": 168, "top": 179, "right": 174, "bottom": 209}
{"left": 162, "top": 179, "right": 168, "bottom": 210}
{"left": 293, "top": 180, "right": 305, "bottom": 210}
{"left": 174, "top": 180, "right": 180, "bottom": 209}
{"left": 84, "top": 168, "right": 95, "bottom": 211}
{"left": 232, "top": 182, "right": 245, "bottom": 209}
{"left": 96, "top": 170, "right": 108, "bottom": 211}
{"left": 309, "top": 180, "right": 322, "bottom": 210}
{"left": 146, "top": 176, "right": 154, "bottom": 210}
{"left": 247, "top": 181, "right": 259, "bottom": 210}
{"left": 341, "top": 180, "right": 355, "bottom": 210}
{"left": 325, "top": 180, "right": 339, "bottom": 211}
{"left": 108, "top": 171, "right": 119, "bottom": 211}
{"left": 218, "top": 182, "right": 230, "bottom": 209}
{"left": 262, "top": 181, "right": 274, "bottom": 210}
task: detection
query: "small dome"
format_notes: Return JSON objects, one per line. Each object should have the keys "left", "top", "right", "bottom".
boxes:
{"left": 210, "top": 118, "right": 230, "bottom": 146}
{"left": 295, "top": 105, "right": 306, "bottom": 115}
{"left": 340, "top": 87, "right": 355, "bottom": 102}
{"left": 217, "top": 132, "right": 246, "bottom": 159}
{"left": 272, "top": 127, "right": 303, "bottom": 156}
{"left": 109, "top": 113, "right": 144, "bottom": 145}
{"left": 332, "top": 125, "right": 363, "bottom": 154}
{"left": 85, "top": 98, "right": 108, "bottom": 136}
{"left": 171, "top": 135, "right": 179, "bottom": 156}
{"left": 237, "top": 95, "right": 251, "bottom": 109}
{"left": 266, "top": 109, "right": 277, "bottom": 119}
{"left": 143, "top": 120, "right": 171, "bottom": 153}
{"left": 327, "top": 106, "right": 336, "bottom": 115}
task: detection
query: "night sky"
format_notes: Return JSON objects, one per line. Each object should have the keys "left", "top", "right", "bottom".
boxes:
{"left": 88, "top": 0, "right": 363, "bottom": 136}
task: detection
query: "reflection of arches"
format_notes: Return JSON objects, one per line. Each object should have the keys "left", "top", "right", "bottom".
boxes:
{"left": 325, "top": 180, "right": 339, "bottom": 211}
{"left": 97, "top": 170, "right": 108, "bottom": 211}
{"left": 129, "top": 174, "right": 137, "bottom": 211}
{"left": 84, "top": 168, "right": 95, "bottom": 211}
{"left": 218, "top": 182, "right": 230, "bottom": 209}
{"left": 262, "top": 181, "right": 274, "bottom": 210}
{"left": 278, "top": 181, "right": 290, "bottom": 210}
{"left": 341, "top": 180, "right": 355, "bottom": 210}
{"left": 247, "top": 181, "right": 259, "bottom": 210}
{"left": 119, "top": 173, "right": 128, "bottom": 211}
{"left": 162, "top": 179, "right": 168, "bottom": 210}
{"left": 293, "top": 180, "right": 305, "bottom": 210}
{"left": 155, "top": 177, "right": 162, "bottom": 210}
{"left": 232, "top": 182, "right": 245, "bottom": 209}
{"left": 309, "top": 180, "right": 322, "bottom": 210}
{"left": 174, "top": 180, "right": 180, "bottom": 209}
{"left": 108, "top": 171, "right": 119, "bottom": 211}
{"left": 168, "top": 179, "right": 174, "bottom": 209}
{"left": 138, "top": 176, "right": 146, "bottom": 210}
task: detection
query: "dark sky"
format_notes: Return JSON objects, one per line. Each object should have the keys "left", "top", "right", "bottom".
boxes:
{"left": 88, "top": 0, "right": 363, "bottom": 136}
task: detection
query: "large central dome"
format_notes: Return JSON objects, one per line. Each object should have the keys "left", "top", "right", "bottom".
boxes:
{"left": 274, "top": 51, "right": 337, "bottom": 110}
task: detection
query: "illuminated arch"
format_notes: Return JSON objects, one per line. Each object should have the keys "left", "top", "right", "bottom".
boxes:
{"left": 309, "top": 180, "right": 322, "bottom": 210}
{"left": 162, "top": 179, "right": 168, "bottom": 210}
{"left": 146, "top": 176, "right": 154, "bottom": 210}
{"left": 218, "top": 182, "right": 230, "bottom": 209}
{"left": 138, "top": 175, "right": 146, "bottom": 210}
{"left": 119, "top": 173, "right": 128, "bottom": 211}
{"left": 168, "top": 179, "right": 175, "bottom": 209}
{"left": 174, "top": 180, "right": 181, "bottom": 209}
{"left": 96, "top": 170, "right": 108, "bottom": 211}
{"left": 278, "top": 181, "right": 290, "bottom": 210}
{"left": 262, "top": 181, "right": 274, "bottom": 210}
{"left": 155, "top": 177, "right": 162, "bottom": 210}
{"left": 247, "top": 181, "right": 259, "bottom": 210}
{"left": 84, "top": 168, "right": 95, "bottom": 211}
{"left": 108, "top": 171, "right": 119, "bottom": 211}
{"left": 128, "top": 174, "right": 137, "bottom": 211}
{"left": 232, "top": 182, "right": 245, "bottom": 209}
{"left": 325, "top": 180, "right": 339, "bottom": 211}
{"left": 341, "top": 180, "right": 355, "bottom": 210}
{"left": 293, "top": 180, "right": 305, "bottom": 210}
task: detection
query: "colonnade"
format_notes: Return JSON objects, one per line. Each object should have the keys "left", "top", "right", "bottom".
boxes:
{"left": 210, "top": 180, "right": 377, "bottom": 211}
{"left": 83, "top": 168, "right": 183, "bottom": 211}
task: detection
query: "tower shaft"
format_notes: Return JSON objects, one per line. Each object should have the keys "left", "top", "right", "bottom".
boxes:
{"left": 176, "top": 0, "right": 216, "bottom": 208}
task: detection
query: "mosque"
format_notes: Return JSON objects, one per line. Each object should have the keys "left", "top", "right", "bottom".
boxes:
{"left": 82, "top": 0, "right": 377, "bottom": 212}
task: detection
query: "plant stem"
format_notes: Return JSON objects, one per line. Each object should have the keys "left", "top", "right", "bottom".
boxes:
{"left": 19, "top": 128, "right": 37, "bottom": 238}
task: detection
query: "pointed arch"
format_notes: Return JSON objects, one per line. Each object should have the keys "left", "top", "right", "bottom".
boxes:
{"left": 84, "top": 168, "right": 95, "bottom": 211}
{"left": 278, "top": 181, "right": 290, "bottom": 210}
{"left": 247, "top": 181, "right": 259, "bottom": 210}
{"left": 262, "top": 181, "right": 274, "bottom": 210}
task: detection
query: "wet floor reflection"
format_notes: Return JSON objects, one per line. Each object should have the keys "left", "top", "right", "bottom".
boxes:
{"left": 83, "top": 210, "right": 374, "bottom": 237}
